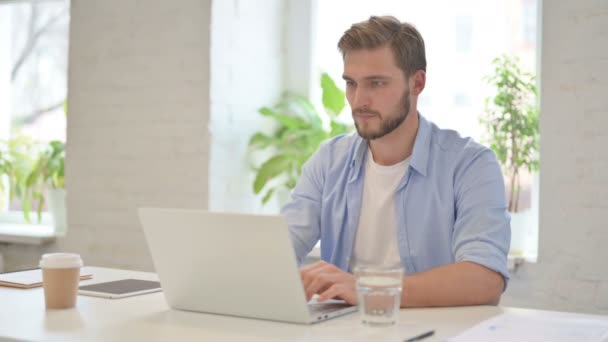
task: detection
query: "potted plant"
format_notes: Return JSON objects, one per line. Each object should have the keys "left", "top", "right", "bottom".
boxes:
{"left": 480, "top": 55, "right": 540, "bottom": 256}
{"left": 248, "top": 73, "right": 352, "bottom": 205}
{"left": 5, "top": 135, "right": 38, "bottom": 216}
{"left": 23, "top": 140, "right": 66, "bottom": 233}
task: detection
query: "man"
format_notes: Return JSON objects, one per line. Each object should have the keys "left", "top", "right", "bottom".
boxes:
{"left": 281, "top": 16, "right": 510, "bottom": 307}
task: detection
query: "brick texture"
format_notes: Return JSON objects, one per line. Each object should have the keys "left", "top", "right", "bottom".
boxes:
{"left": 59, "top": 0, "right": 211, "bottom": 271}
{"left": 502, "top": 0, "right": 608, "bottom": 314}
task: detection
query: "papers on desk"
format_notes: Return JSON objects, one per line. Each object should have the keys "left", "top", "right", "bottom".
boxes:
{"left": 448, "top": 311, "right": 608, "bottom": 342}
{"left": 0, "top": 267, "right": 93, "bottom": 289}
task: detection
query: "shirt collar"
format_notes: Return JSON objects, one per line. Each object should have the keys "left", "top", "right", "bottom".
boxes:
{"left": 349, "top": 112, "right": 431, "bottom": 181}
{"left": 410, "top": 113, "right": 431, "bottom": 177}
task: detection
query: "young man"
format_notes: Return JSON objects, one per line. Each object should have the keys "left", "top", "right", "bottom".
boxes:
{"left": 281, "top": 16, "right": 510, "bottom": 307}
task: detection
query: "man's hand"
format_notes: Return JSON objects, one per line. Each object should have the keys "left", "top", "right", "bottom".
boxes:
{"left": 299, "top": 261, "right": 357, "bottom": 305}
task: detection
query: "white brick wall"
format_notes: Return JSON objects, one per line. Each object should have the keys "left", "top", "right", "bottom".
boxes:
{"left": 502, "top": 0, "right": 608, "bottom": 314}
{"left": 209, "top": 0, "right": 285, "bottom": 214}
{"left": 58, "top": 0, "right": 212, "bottom": 271}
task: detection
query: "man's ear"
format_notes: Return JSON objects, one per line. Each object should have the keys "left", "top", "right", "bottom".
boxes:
{"left": 411, "top": 70, "right": 426, "bottom": 96}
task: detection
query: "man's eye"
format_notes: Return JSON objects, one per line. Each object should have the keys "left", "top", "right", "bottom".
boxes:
{"left": 345, "top": 81, "right": 355, "bottom": 87}
{"left": 371, "top": 80, "right": 384, "bottom": 87}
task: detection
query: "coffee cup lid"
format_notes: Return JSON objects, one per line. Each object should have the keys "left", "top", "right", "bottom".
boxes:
{"left": 39, "top": 253, "right": 83, "bottom": 269}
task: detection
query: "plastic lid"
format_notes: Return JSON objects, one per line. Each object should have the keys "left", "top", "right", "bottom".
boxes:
{"left": 39, "top": 253, "right": 83, "bottom": 269}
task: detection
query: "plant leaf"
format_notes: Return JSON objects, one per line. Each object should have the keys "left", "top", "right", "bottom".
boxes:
{"left": 330, "top": 120, "right": 349, "bottom": 137}
{"left": 259, "top": 107, "right": 308, "bottom": 130}
{"left": 261, "top": 188, "right": 275, "bottom": 204}
{"left": 22, "top": 194, "right": 31, "bottom": 223}
{"left": 247, "top": 72, "right": 352, "bottom": 205}
{"left": 248, "top": 132, "right": 274, "bottom": 148}
{"left": 253, "top": 155, "right": 290, "bottom": 194}
{"left": 321, "top": 73, "right": 346, "bottom": 116}
{"left": 290, "top": 95, "right": 323, "bottom": 129}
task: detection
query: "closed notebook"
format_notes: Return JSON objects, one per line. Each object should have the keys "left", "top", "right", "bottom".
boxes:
{"left": 0, "top": 267, "right": 93, "bottom": 289}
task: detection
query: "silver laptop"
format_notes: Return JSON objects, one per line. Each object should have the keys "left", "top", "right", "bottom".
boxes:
{"left": 138, "top": 208, "right": 357, "bottom": 324}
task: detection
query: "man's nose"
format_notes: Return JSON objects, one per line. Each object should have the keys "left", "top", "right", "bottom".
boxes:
{"left": 352, "top": 88, "right": 371, "bottom": 110}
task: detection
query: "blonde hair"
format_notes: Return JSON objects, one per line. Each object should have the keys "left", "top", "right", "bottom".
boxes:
{"left": 337, "top": 16, "right": 426, "bottom": 78}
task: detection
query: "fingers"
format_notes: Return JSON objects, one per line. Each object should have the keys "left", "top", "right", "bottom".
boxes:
{"left": 301, "top": 263, "right": 326, "bottom": 288}
{"left": 300, "top": 260, "right": 329, "bottom": 274}
{"left": 300, "top": 261, "right": 345, "bottom": 301}
{"left": 301, "top": 262, "right": 338, "bottom": 296}
{"left": 316, "top": 283, "right": 342, "bottom": 302}
{"left": 317, "top": 283, "right": 358, "bottom": 306}
{"left": 305, "top": 272, "right": 336, "bottom": 301}
{"left": 300, "top": 261, "right": 341, "bottom": 275}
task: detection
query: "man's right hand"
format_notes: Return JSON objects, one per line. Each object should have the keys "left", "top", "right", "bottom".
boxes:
{"left": 299, "top": 261, "right": 358, "bottom": 305}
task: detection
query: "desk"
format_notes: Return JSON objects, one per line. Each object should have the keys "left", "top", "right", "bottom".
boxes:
{"left": 0, "top": 267, "right": 605, "bottom": 341}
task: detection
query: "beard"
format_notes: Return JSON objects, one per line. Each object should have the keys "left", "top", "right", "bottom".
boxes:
{"left": 353, "top": 88, "right": 411, "bottom": 140}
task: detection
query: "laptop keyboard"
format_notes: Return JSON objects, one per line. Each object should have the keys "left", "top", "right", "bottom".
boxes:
{"left": 308, "top": 302, "right": 352, "bottom": 315}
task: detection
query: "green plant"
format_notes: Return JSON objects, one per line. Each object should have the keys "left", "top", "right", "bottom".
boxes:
{"left": 5, "top": 135, "right": 38, "bottom": 215}
{"left": 481, "top": 55, "right": 540, "bottom": 213}
{"left": 21, "top": 140, "right": 65, "bottom": 222}
{"left": 249, "top": 72, "right": 352, "bottom": 204}
{"left": 0, "top": 136, "right": 65, "bottom": 222}
{"left": 32, "top": 141, "right": 65, "bottom": 189}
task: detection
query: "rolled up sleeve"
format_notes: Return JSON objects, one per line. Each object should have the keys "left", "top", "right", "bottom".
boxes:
{"left": 452, "top": 148, "right": 511, "bottom": 288}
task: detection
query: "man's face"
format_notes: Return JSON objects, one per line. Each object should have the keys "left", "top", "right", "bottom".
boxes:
{"left": 343, "top": 45, "right": 411, "bottom": 140}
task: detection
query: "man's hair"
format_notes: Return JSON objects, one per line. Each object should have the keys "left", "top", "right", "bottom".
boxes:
{"left": 337, "top": 16, "right": 426, "bottom": 78}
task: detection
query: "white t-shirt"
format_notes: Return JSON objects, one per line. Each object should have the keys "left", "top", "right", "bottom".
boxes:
{"left": 350, "top": 148, "right": 410, "bottom": 270}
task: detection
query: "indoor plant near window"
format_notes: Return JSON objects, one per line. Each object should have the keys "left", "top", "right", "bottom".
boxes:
{"left": 6, "top": 138, "right": 66, "bottom": 233}
{"left": 25, "top": 140, "right": 66, "bottom": 233}
{"left": 248, "top": 73, "right": 352, "bottom": 205}
{"left": 480, "top": 55, "right": 540, "bottom": 256}
{"left": 4, "top": 135, "right": 38, "bottom": 215}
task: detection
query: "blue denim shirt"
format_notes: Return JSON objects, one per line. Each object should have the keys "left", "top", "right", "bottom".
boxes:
{"left": 281, "top": 114, "right": 511, "bottom": 283}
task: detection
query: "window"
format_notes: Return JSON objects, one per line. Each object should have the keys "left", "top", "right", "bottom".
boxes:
{"left": 453, "top": 15, "right": 473, "bottom": 53}
{"left": 0, "top": 0, "right": 69, "bottom": 220}
{"left": 522, "top": 0, "right": 537, "bottom": 47}
{"left": 312, "top": 0, "right": 539, "bottom": 259}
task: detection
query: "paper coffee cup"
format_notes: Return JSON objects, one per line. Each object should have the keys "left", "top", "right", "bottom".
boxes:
{"left": 39, "top": 253, "right": 83, "bottom": 309}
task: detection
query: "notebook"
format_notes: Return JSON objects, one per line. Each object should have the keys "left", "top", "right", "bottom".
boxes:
{"left": 0, "top": 267, "right": 93, "bottom": 289}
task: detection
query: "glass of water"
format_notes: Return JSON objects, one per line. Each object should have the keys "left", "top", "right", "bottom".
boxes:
{"left": 354, "top": 266, "right": 403, "bottom": 326}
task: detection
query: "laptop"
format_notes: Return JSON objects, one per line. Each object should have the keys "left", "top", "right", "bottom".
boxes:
{"left": 137, "top": 208, "right": 357, "bottom": 324}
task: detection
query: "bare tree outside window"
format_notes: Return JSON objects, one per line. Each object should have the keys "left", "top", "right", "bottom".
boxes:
{"left": 1, "top": 0, "right": 69, "bottom": 214}
{"left": 9, "top": 0, "right": 69, "bottom": 140}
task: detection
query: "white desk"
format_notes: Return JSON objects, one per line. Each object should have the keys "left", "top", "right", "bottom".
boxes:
{"left": 0, "top": 267, "right": 605, "bottom": 342}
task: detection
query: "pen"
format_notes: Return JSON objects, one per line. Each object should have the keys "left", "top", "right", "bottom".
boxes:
{"left": 403, "top": 330, "right": 434, "bottom": 342}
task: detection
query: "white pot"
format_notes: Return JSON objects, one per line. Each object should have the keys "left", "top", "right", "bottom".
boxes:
{"left": 509, "top": 209, "right": 539, "bottom": 258}
{"left": 48, "top": 188, "right": 67, "bottom": 236}
{"left": 508, "top": 172, "right": 540, "bottom": 258}
{"left": 510, "top": 210, "right": 530, "bottom": 256}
